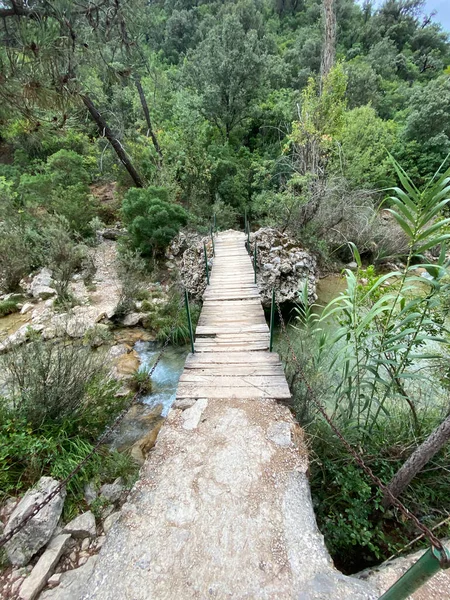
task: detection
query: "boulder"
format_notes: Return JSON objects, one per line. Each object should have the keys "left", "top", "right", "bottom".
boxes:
{"left": 18, "top": 534, "right": 71, "bottom": 600}
{"left": 38, "top": 555, "right": 98, "bottom": 600}
{"left": 27, "top": 269, "right": 57, "bottom": 300}
{"left": 250, "top": 228, "right": 317, "bottom": 307}
{"left": 4, "top": 477, "right": 66, "bottom": 567}
{"left": 168, "top": 232, "right": 214, "bottom": 298}
{"left": 99, "top": 478, "right": 125, "bottom": 504}
{"left": 84, "top": 483, "right": 97, "bottom": 506}
{"left": 122, "top": 312, "right": 146, "bottom": 327}
{"left": 63, "top": 511, "right": 96, "bottom": 539}
{"left": 20, "top": 303, "right": 34, "bottom": 315}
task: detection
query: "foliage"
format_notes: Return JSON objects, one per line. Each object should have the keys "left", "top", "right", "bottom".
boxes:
{"left": 0, "top": 299, "right": 20, "bottom": 317}
{"left": 122, "top": 187, "right": 188, "bottom": 256}
{"left": 129, "top": 370, "right": 153, "bottom": 395}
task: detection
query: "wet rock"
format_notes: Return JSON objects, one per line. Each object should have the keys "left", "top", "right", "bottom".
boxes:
{"left": 113, "top": 350, "right": 140, "bottom": 379}
{"left": 99, "top": 478, "right": 124, "bottom": 504}
{"left": 63, "top": 511, "right": 96, "bottom": 539}
{"left": 4, "top": 477, "right": 66, "bottom": 566}
{"left": 18, "top": 534, "right": 70, "bottom": 600}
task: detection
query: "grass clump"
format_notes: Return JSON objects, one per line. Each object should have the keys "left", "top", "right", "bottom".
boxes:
{"left": 0, "top": 299, "right": 20, "bottom": 317}
{"left": 129, "top": 370, "right": 153, "bottom": 395}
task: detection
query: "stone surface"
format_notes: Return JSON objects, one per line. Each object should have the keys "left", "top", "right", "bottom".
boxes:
{"left": 180, "top": 398, "right": 208, "bottom": 430}
{"left": 82, "top": 397, "right": 376, "bottom": 599}
{"left": 27, "top": 268, "right": 57, "bottom": 299}
{"left": 102, "top": 512, "right": 120, "bottom": 534}
{"left": 63, "top": 512, "right": 96, "bottom": 539}
{"left": 84, "top": 483, "right": 97, "bottom": 506}
{"left": 20, "top": 303, "right": 34, "bottom": 315}
{"left": 250, "top": 227, "right": 317, "bottom": 307}
{"left": 4, "top": 477, "right": 66, "bottom": 566}
{"left": 360, "top": 541, "right": 450, "bottom": 599}
{"left": 39, "top": 556, "right": 98, "bottom": 600}
{"left": 168, "top": 231, "right": 214, "bottom": 298}
{"left": 122, "top": 312, "right": 146, "bottom": 327}
{"left": 99, "top": 479, "right": 124, "bottom": 504}
{"left": 19, "top": 534, "right": 71, "bottom": 600}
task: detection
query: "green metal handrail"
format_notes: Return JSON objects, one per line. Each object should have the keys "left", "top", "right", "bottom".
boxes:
{"left": 203, "top": 241, "right": 210, "bottom": 285}
{"left": 210, "top": 226, "right": 215, "bottom": 256}
{"left": 380, "top": 544, "right": 450, "bottom": 600}
{"left": 253, "top": 242, "right": 257, "bottom": 284}
{"left": 184, "top": 289, "right": 195, "bottom": 354}
{"left": 269, "top": 289, "right": 275, "bottom": 352}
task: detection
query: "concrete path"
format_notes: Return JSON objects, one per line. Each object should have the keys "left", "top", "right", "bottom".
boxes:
{"left": 82, "top": 231, "right": 376, "bottom": 600}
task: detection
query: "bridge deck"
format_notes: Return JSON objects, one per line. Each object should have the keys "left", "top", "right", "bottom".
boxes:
{"left": 177, "top": 231, "right": 291, "bottom": 401}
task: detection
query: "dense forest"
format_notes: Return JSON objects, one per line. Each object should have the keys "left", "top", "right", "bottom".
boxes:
{"left": 1, "top": 0, "right": 450, "bottom": 579}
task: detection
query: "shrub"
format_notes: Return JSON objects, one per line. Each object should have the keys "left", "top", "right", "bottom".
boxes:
{"left": 0, "top": 299, "right": 19, "bottom": 317}
{"left": 121, "top": 187, "right": 188, "bottom": 256}
{"left": 46, "top": 149, "right": 91, "bottom": 187}
{"left": 0, "top": 223, "right": 32, "bottom": 292}
{"left": 129, "top": 370, "right": 153, "bottom": 395}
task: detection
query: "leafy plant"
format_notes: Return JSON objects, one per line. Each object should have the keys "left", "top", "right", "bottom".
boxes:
{"left": 122, "top": 187, "right": 188, "bottom": 257}
{"left": 0, "top": 299, "right": 20, "bottom": 317}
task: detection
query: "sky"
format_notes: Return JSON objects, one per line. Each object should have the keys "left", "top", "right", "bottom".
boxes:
{"left": 425, "top": 0, "right": 450, "bottom": 32}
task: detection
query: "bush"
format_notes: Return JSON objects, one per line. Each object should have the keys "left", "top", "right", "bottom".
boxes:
{"left": 0, "top": 299, "right": 20, "bottom": 317}
{"left": 0, "top": 223, "right": 32, "bottom": 292}
{"left": 121, "top": 187, "right": 188, "bottom": 256}
{"left": 129, "top": 370, "right": 153, "bottom": 394}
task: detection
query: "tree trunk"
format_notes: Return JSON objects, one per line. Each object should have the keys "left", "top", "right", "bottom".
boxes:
{"left": 321, "top": 0, "right": 336, "bottom": 78}
{"left": 382, "top": 413, "right": 450, "bottom": 508}
{"left": 81, "top": 94, "right": 144, "bottom": 188}
{"left": 135, "top": 78, "right": 163, "bottom": 166}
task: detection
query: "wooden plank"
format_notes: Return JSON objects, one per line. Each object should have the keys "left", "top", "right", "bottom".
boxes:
{"left": 176, "top": 385, "right": 291, "bottom": 400}
{"left": 185, "top": 352, "right": 281, "bottom": 364}
{"left": 179, "top": 375, "right": 288, "bottom": 386}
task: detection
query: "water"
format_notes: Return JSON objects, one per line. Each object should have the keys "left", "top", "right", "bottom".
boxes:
{"left": 136, "top": 341, "right": 189, "bottom": 416}
{"left": 109, "top": 342, "right": 188, "bottom": 451}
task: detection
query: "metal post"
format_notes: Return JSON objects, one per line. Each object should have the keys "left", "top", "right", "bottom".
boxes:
{"left": 210, "top": 226, "right": 215, "bottom": 256}
{"left": 269, "top": 288, "right": 275, "bottom": 352}
{"left": 253, "top": 242, "right": 257, "bottom": 284}
{"left": 184, "top": 289, "right": 195, "bottom": 354}
{"left": 380, "top": 546, "right": 450, "bottom": 600}
{"left": 203, "top": 242, "right": 210, "bottom": 285}
{"left": 247, "top": 223, "right": 250, "bottom": 248}
{"left": 244, "top": 208, "right": 247, "bottom": 234}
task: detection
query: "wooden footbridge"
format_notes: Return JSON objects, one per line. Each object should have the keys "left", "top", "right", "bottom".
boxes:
{"left": 176, "top": 230, "right": 291, "bottom": 401}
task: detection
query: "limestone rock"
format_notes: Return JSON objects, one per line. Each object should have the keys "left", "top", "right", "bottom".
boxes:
{"left": 39, "top": 555, "right": 98, "bottom": 600}
{"left": 99, "top": 478, "right": 124, "bottom": 503}
{"left": 84, "top": 483, "right": 97, "bottom": 506}
{"left": 103, "top": 512, "right": 120, "bottom": 534}
{"left": 168, "top": 232, "right": 214, "bottom": 298}
{"left": 4, "top": 477, "right": 66, "bottom": 566}
{"left": 18, "top": 534, "right": 70, "bottom": 600}
{"left": 122, "top": 312, "right": 146, "bottom": 327}
{"left": 63, "top": 512, "right": 96, "bottom": 539}
{"left": 20, "top": 303, "right": 34, "bottom": 315}
{"left": 27, "top": 269, "right": 57, "bottom": 300}
{"left": 250, "top": 227, "right": 317, "bottom": 307}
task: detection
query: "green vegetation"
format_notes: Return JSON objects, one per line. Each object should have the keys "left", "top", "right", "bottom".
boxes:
{"left": 0, "top": 300, "right": 20, "bottom": 318}
{"left": 0, "top": 338, "right": 138, "bottom": 518}
{"left": 1, "top": 0, "right": 450, "bottom": 575}
{"left": 279, "top": 159, "right": 450, "bottom": 571}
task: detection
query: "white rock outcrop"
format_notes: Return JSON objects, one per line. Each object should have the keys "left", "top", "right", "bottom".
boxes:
{"left": 4, "top": 477, "right": 66, "bottom": 566}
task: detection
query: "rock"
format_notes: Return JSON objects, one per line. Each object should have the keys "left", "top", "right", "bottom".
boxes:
{"left": 84, "top": 483, "right": 97, "bottom": 506}
{"left": 63, "top": 511, "right": 96, "bottom": 539}
{"left": 27, "top": 268, "right": 57, "bottom": 300}
{"left": 131, "top": 420, "right": 164, "bottom": 464}
{"left": 95, "top": 536, "right": 106, "bottom": 550}
{"left": 100, "top": 228, "right": 125, "bottom": 241}
{"left": 103, "top": 512, "right": 120, "bottom": 534}
{"left": 181, "top": 398, "right": 208, "bottom": 430}
{"left": 267, "top": 422, "right": 292, "bottom": 447}
{"left": 81, "top": 538, "right": 90, "bottom": 552}
{"left": 168, "top": 232, "right": 214, "bottom": 298}
{"left": 47, "top": 573, "right": 62, "bottom": 588}
{"left": 122, "top": 312, "right": 146, "bottom": 327}
{"left": 99, "top": 478, "right": 124, "bottom": 503}
{"left": 0, "top": 497, "right": 19, "bottom": 523}
{"left": 39, "top": 555, "right": 98, "bottom": 600}
{"left": 4, "top": 477, "right": 66, "bottom": 567}
{"left": 20, "top": 303, "right": 34, "bottom": 315}
{"left": 172, "top": 398, "right": 197, "bottom": 411}
{"left": 18, "top": 534, "right": 71, "bottom": 600}
{"left": 347, "top": 261, "right": 358, "bottom": 270}
{"left": 113, "top": 350, "right": 140, "bottom": 379}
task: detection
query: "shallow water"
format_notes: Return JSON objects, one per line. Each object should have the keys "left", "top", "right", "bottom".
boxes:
{"left": 109, "top": 342, "right": 188, "bottom": 451}
{"left": 0, "top": 311, "right": 30, "bottom": 342}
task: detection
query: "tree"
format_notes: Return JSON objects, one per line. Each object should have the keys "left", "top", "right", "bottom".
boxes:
{"left": 184, "top": 13, "right": 265, "bottom": 139}
{"left": 383, "top": 414, "right": 450, "bottom": 507}
{"left": 121, "top": 187, "right": 188, "bottom": 256}
{"left": 321, "top": 0, "right": 336, "bottom": 78}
